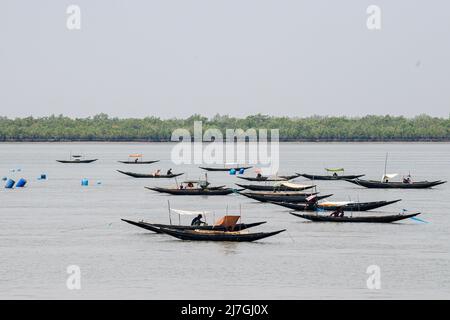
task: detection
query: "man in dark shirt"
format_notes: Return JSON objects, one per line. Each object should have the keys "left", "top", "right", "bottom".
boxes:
{"left": 191, "top": 214, "right": 205, "bottom": 226}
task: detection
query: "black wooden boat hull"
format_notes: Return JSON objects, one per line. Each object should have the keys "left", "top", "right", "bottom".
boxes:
{"left": 299, "top": 173, "right": 365, "bottom": 180}
{"left": 237, "top": 176, "right": 298, "bottom": 182}
{"left": 199, "top": 166, "right": 252, "bottom": 172}
{"left": 56, "top": 159, "right": 98, "bottom": 163}
{"left": 290, "top": 212, "right": 420, "bottom": 223}
{"left": 235, "top": 183, "right": 315, "bottom": 192}
{"left": 146, "top": 186, "right": 236, "bottom": 195}
{"left": 345, "top": 179, "right": 446, "bottom": 189}
{"left": 269, "top": 199, "right": 402, "bottom": 211}
{"left": 239, "top": 192, "right": 333, "bottom": 203}
{"left": 121, "top": 219, "right": 267, "bottom": 233}
{"left": 118, "top": 160, "right": 160, "bottom": 164}
{"left": 117, "top": 170, "right": 184, "bottom": 178}
{"left": 156, "top": 226, "right": 286, "bottom": 242}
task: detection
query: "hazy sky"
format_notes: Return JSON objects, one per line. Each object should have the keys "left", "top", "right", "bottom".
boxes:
{"left": 1, "top": 0, "right": 449, "bottom": 118}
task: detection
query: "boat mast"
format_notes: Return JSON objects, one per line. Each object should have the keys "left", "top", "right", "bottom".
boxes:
{"left": 384, "top": 153, "right": 388, "bottom": 178}
{"left": 167, "top": 200, "right": 172, "bottom": 225}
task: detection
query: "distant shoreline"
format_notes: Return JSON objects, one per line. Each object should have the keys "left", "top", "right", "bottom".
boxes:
{"left": 2, "top": 114, "right": 449, "bottom": 142}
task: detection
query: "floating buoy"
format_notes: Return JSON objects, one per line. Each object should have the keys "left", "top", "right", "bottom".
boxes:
{"left": 81, "top": 178, "right": 89, "bottom": 186}
{"left": 229, "top": 168, "right": 236, "bottom": 175}
{"left": 1, "top": 177, "right": 7, "bottom": 181}
{"left": 38, "top": 174, "right": 47, "bottom": 180}
{"left": 16, "top": 178, "right": 27, "bottom": 188}
{"left": 239, "top": 168, "right": 245, "bottom": 174}
{"left": 5, "top": 179, "right": 15, "bottom": 189}
{"left": 96, "top": 181, "right": 102, "bottom": 185}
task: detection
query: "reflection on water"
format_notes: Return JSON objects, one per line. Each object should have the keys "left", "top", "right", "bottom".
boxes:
{"left": 0, "top": 142, "right": 449, "bottom": 299}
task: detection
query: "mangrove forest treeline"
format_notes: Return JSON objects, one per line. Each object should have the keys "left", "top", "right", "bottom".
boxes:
{"left": 0, "top": 113, "right": 449, "bottom": 142}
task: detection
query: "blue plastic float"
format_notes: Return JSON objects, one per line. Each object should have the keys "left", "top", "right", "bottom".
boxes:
{"left": 16, "top": 178, "right": 27, "bottom": 188}
{"left": 5, "top": 179, "right": 15, "bottom": 189}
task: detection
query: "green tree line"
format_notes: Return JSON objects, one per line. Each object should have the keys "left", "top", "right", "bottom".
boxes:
{"left": 0, "top": 113, "right": 449, "bottom": 141}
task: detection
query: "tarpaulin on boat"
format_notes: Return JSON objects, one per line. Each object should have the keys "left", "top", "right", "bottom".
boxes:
{"left": 170, "top": 209, "right": 210, "bottom": 216}
{"left": 275, "top": 182, "right": 313, "bottom": 189}
{"left": 381, "top": 173, "right": 398, "bottom": 181}
{"left": 214, "top": 215, "right": 240, "bottom": 228}
{"left": 320, "top": 201, "right": 353, "bottom": 207}
{"left": 129, "top": 154, "right": 142, "bottom": 158}
{"left": 325, "top": 168, "right": 344, "bottom": 172}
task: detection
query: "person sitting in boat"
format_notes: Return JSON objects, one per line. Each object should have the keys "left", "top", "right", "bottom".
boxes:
{"left": 153, "top": 169, "right": 161, "bottom": 176}
{"left": 134, "top": 158, "right": 139, "bottom": 163}
{"left": 256, "top": 173, "right": 262, "bottom": 179}
{"left": 330, "top": 207, "right": 344, "bottom": 217}
{"left": 403, "top": 175, "right": 412, "bottom": 184}
{"left": 187, "top": 182, "right": 194, "bottom": 188}
{"left": 333, "top": 172, "right": 338, "bottom": 177}
{"left": 191, "top": 214, "right": 205, "bottom": 226}
{"left": 167, "top": 168, "right": 173, "bottom": 175}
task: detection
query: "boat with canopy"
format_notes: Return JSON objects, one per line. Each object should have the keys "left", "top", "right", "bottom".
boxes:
{"left": 118, "top": 154, "right": 160, "bottom": 164}
{"left": 238, "top": 191, "right": 333, "bottom": 203}
{"left": 298, "top": 168, "right": 364, "bottom": 180}
{"left": 345, "top": 177, "right": 446, "bottom": 189}
{"left": 344, "top": 154, "right": 446, "bottom": 189}
{"left": 235, "top": 181, "right": 316, "bottom": 192}
{"left": 121, "top": 207, "right": 267, "bottom": 233}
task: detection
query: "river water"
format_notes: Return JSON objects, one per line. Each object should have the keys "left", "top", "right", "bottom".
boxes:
{"left": 0, "top": 142, "right": 449, "bottom": 299}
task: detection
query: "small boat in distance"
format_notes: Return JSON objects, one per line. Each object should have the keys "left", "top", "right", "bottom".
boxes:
{"left": 117, "top": 170, "right": 184, "bottom": 179}
{"left": 290, "top": 211, "right": 421, "bottom": 223}
{"left": 118, "top": 154, "right": 159, "bottom": 164}
{"left": 199, "top": 164, "right": 252, "bottom": 172}
{"left": 298, "top": 168, "right": 364, "bottom": 180}
{"left": 237, "top": 174, "right": 300, "bottom": 182}
{"left": 56, "top": 154, "right": 98, "bottom": 164}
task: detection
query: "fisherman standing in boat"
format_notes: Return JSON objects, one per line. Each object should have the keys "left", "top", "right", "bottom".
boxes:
{"left": 191, "top": 214, "right": 205, "bottom": 226}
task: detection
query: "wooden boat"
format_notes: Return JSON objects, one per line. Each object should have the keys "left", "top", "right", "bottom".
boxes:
{"left": 235, "top": 182, "right": 315, "bottom": 192}
{"left": 298, "top": 173, "right": 365, "bottom": 180}
{"left": 345, "top": 178, "right": 446, "bottom": 189}
{"left": 199, "top": 165, "right": 252, "bottom": 172}
{"left": 156, "top": 226, "right": 285, "bottom": 242}
{"left": 346, "top": 153, "right": 447, "bottom": 189}
{"left": 56, "top": 154, "right": 97, "bottom": 163}
{"left": 118, "top": 160, "right": 159, "bottom": 164}
{"left": 290, "top": 212, "right": 421, "bottom": 223}
{"left": 118, "top": 154, "right": 159, "bottom": 164}
{"left": 56, "top": 159, "right": 98, "bottom": 163}
{"left": 117, "top": 170, "right": 183, "bottom": 178}
{"left": 239, "top": 191, "right": 332, "bottom": 203}
{"left": 146, "top": 186, "right": 236, "bottom": 195}
{"left": 237, "top": 174, "right": 299, "bottom": 182}
{"left": 269, "top": 199, "right": 402, "bottom": 211}
{"left": 121, "top": 219, "right": 267, "bottom": 233}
